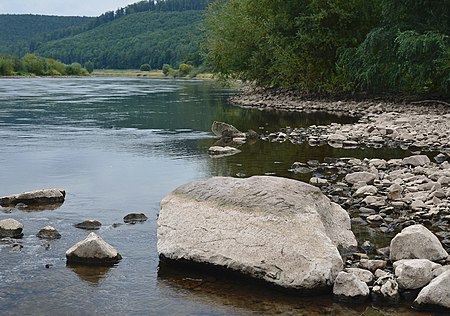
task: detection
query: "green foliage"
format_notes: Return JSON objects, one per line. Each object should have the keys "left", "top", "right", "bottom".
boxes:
{"left": 338, "top": 1, "right": 450, "bottom": 95}
{"left": 140, "top": 63, "right": 151, "bottom": 71}
{"left": 162, "top": 64, "right": 171, "bottom": 76}
{"left": 0, "top": 53, "right": 88, "bottom": 76}
{"left": 177, "top": 63, "right": 194, "bottom": 76}
{"left": 36, "top": 10, "right": 206, "bottom": 70}
{"left": 206, "top": 0, "right": 380, "bottom": 92}
{"left": 84, "top": 61, "right": 94, "bottom": 73}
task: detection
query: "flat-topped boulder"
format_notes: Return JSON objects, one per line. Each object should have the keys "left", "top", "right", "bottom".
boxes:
{"left": 36, "top": 226, "right": 61, "bottom": 240}
{"left": 0, "top": 218, "right": 23, "bottom": 238}
{"left": 208, "top": 146, "right": 241, "bottom": 157}
{"left": 0, "top": 189, "right": 65, "bottom": 207}
{"left": 66, "top": 232, "right": 122, "bottom": 265}
{"left": 157, "top": 176, "right": 357, "bottom": 292}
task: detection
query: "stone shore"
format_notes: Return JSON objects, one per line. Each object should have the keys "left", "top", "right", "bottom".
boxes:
{"left": 231, "top": 88, "right": 450, "bottom": 153}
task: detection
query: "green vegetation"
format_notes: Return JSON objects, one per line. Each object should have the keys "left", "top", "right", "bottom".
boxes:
{"left": 0, "top": 54, "right": 89, "bottom": 76}
{"left": 206, "top": 0, "right": 450, "bottom": 97}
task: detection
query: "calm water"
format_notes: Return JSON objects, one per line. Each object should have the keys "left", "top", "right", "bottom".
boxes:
{"left": 0, "top": 78, "right": 429, "bottom": 315}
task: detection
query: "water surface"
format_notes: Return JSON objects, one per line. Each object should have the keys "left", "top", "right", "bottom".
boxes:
{"left": 0, "top": 77, "right": 428, "bottom": 315}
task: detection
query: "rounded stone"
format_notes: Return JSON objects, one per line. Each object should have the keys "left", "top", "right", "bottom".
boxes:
{"left": 0, "top": 218, "right": 24, "bottom": 238}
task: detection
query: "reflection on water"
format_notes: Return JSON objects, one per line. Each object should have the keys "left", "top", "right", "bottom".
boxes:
{"left": 67, "top": 263, "right": 113, "bottom": 285}
{"left": 0, "top": 78, "right": 431, "bottom": 315}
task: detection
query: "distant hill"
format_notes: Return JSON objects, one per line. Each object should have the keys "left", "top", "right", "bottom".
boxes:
{"left": 0, "top": 14, "right": 93, "bottom": 56}
{"left": 0, "top": 0, "right": 213, "bottom": 69}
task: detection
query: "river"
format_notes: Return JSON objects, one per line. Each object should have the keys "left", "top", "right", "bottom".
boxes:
{"left": 0, "top": 77, "right": 429, "bottom": 315}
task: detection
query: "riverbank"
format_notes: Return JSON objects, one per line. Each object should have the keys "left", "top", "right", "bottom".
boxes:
{"left": 92, "top": 69, "right": 214, "bottom": 79}
{"left": 230, "top": 87, "right": 450, "bottom": 154}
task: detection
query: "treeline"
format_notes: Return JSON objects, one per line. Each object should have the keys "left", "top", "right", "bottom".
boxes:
{"left": 0, "top": 54, "right": 89, "bottom": 76}
{"left": 206, "top": 0, "right": 450, "bottom": 97}
{"left": 33, "top": 0, "right": 213, "bottom": 47}
{"left": 36, "top": 11, "right": 204, "bottom": 70}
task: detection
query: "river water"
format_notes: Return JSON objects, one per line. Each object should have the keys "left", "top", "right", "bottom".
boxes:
{"left": 0, "top": 78, "right": 431, "bottom": 315}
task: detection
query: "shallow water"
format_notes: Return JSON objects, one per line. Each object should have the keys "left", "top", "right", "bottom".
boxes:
{"left": 0, "top": 77, "right": 435, "bottom": 315}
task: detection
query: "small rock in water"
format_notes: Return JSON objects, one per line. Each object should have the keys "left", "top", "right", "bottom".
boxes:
{"left": 208, "top": 146, "right": 241, "bottom": 157}
{"left": 74, "top": 220, "right": 102, "bottom": 230}
{"left": 0, "top": 218, "right": 24, "bottom": 238}
{"left": 66, "top": 232, "right": 122, "bottom": 265}
{"left": 36, "top": 226, "right": 61, "bottom": 240}
{"left": 0, "top": 188, "right": 65, "bottom": 207}
{"left": 123, "top": 213, "right": 148, "bottom": 224}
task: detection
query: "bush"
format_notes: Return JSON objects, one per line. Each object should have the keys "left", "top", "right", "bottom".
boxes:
{"left": 177, "top": 63, "right": 194, "bottom": 77}
{"left": 162, "top": 63, "right": 171, "bottom": 76}
{"left": 140, "top": 63, "right": 151, "bottom": 71}
{"left": 84, "top": 61, "right": 94, "bottom": 73}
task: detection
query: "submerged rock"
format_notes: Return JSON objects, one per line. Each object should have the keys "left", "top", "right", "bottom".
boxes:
{"left": 74, "top": 220, "right": 102, "bottom": 230}
{"left": 390, "top": 224, "right": 448, "bottom": 262}
{"left": 0, "top": 189, "right": 65, "bottom": 207}
{"left": 123, "top": 213, "right": 148, "bottom": 224}
{"left": 157, "top": 176, "right": 356, "bottom": 292}
{"left": 36, "top": 226, "right": 61, "bottom": 240}
{"left": 0, "top": 218, "right": 23, "bottom": 238}
{"left": 66, "top": 232, "right": 122, "bottom": 265}
{"left": 211, "top": 121, "right": 246, "bottom": 139}
{"left": 208, "top": 146, "right": 241, "bottom": 157}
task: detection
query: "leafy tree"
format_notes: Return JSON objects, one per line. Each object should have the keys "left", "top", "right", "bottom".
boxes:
{"left": 177, "top": 63, "right": 194, "bottom": 76}
{"left": 84, "top": 60, "right": 94, "bottom": 73}
{"left": 140, "top": 63, "right": 151, "bottom": 71}
{"left": 162, "top": 63, "right": 171, "bottom": 75}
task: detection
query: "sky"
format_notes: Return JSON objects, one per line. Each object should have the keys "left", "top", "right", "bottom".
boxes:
{"left": 0, "top": 0, "right": 140, "bottom": 17}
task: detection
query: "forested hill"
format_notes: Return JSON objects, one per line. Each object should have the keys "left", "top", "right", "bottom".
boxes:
{"left": 35, "top": 10, "right": 205, "bottom": 69}
{"left": 0, "top": 14, "right": 93, "bottom": 56}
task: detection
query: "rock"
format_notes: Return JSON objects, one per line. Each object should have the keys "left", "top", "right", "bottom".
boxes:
{"left": 390, "top": 224, "right": 448, "bottom": 262}
{"left": 402, "top": 155, "right": 431, "bottom": 167}
{"left": 0, "top": 218, "right": 23, "bottom": 238}
{"left": 413, "top": 271, "right": 450, "bottom": 311}
{"left": 366, "top": 214, "right": 383, "bottom": 223}
{"left": 333, "top": 271, "right": 369, "bottom": 302}
{"left": 74, "top": 220, "right": 102, "bottom": 230}
{"left": 355, "top": 185, "right": 378, "bottom": 197}
{"left": 309, "top": 177, "right": 329, "bottom": 187}
{"left": 345, "top": 172, "right": 377, "bottom": 185}
{"left": 211, "top": 121, "right": 245, "bottom": 139}
{"left": 393, "top": 259, "right": 439, "bottom": 289}
{"left": 372, "top": 275, "right": 400, "bottom": 303}
{"left": 208, "top": 146, "right": 241, "bottom": 157}
{"left": 0, "top": 189, "right": 65, "bottom": 207}
{"left": 345, "top": 267, "right": 374, "bottom": 284}
{"left": 123, "top": 213, "right": 148, "bottom": 224}
{"left": 157, "top": 176, "right": 357, "bottom": 292}
{"left": 66, "top": 232, "right": 122, "bottom": 265}
{"left": 387, "top": 183, "right": 403, "bottom": 200}
{"left": 36, "top": 226, "right": 61, "bottom": 239}
{"left": 358, "top": 259, "right": 387, "bottom": 272}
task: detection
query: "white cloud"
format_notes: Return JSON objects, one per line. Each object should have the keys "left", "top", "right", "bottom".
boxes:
{"left": 0, "top": 0, "right": 139, "bottom": 17}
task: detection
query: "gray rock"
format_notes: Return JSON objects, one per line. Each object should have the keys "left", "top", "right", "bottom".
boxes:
{"left": 157, "top": 176, "right": 357, "bottom": 292}
{"left": 36, "top": 226, "right": 61, "bottom": 239}
{"left": 333, "top": 271, "right": 369, "bottom": 301}
{"left": 387, "top": 183, "right": 403, "bottom": 200}
{"left": 413, "top": 270, "right": 450, "bottom": 311}
{"left": 402, "top": 155, "right": 431, "bottom": 167}
{"left": 393, "top": 259, "right": 439, "bottom": 289}
{"left": 123, "top": 213, "right": 148, "bottom": 224}
{"left": 390, "top": 224, "right": 448, "bottom": 262}
{"left": 66, "top": 232, "right": 122, "bottom": 265}
{"left": 358, "top": 259, "right": 387, "bottom": 272}
{"left": 372, "top": 275, "right": 400, "bottom": 303}
{"left": 74, "top": 220, "right": 102, "bottom": 230}
{"left": 345, "top": 172, "right": 377, "bottom": 185}
{"left": 208, "top": 146, "right": 241, "bottom": 157}
{"left": 211, "top": 121, "right": 245, "bottom": 139}
{"left": 355, "top": 185, "right": 378, "bottom": 197}
{"left": 309, "top": 177, "right": 329, "bottom": 187}
{"left": 0, "top": 218, "right": 23, "bottom": 238}
{"left": 345, "top": 267, "right": 374, "bottom": 284}
{"left": 0, "top": 189, "right": 65, "bottom": 207}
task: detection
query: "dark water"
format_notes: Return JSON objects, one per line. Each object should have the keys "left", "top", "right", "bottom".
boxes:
{"left": 0, "top": 78, "right": 430, "bottom": 315}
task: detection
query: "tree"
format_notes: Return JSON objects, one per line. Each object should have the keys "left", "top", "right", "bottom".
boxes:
{"left": 140, "top": 63, "right": 151, "bottom": 71}
{"left": 162, "top": 63, "right": 171, "bottom": 76}
{"left": 84, "top": 60, "right": 94, "bottom": 73}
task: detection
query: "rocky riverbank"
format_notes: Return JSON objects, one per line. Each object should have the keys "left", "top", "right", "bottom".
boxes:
{"left": 231, "top": 88, "right": 450, "bottom": 153}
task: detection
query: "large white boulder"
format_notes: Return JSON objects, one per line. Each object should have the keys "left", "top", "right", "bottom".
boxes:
{"left": 390, "top": 224, "right": 448, "bottom": 262}
{"left": 0, "top": 189, "right": 65, "bottom": 207}
{"left": 413, "top": 270, "right": 450, "bottom": 311}
{"left": 66, "top": 232, "right": 122, "bottom": 265}
{"left": 157, "top": 176, "right": 357, "bottom": 292}
{"left": 393, "top": 259, "right": 440, "bottom": 289}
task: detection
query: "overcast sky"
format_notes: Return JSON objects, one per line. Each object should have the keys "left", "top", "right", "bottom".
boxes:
{"left": 0, "top": 0, "right": 140, "bottom": 17}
